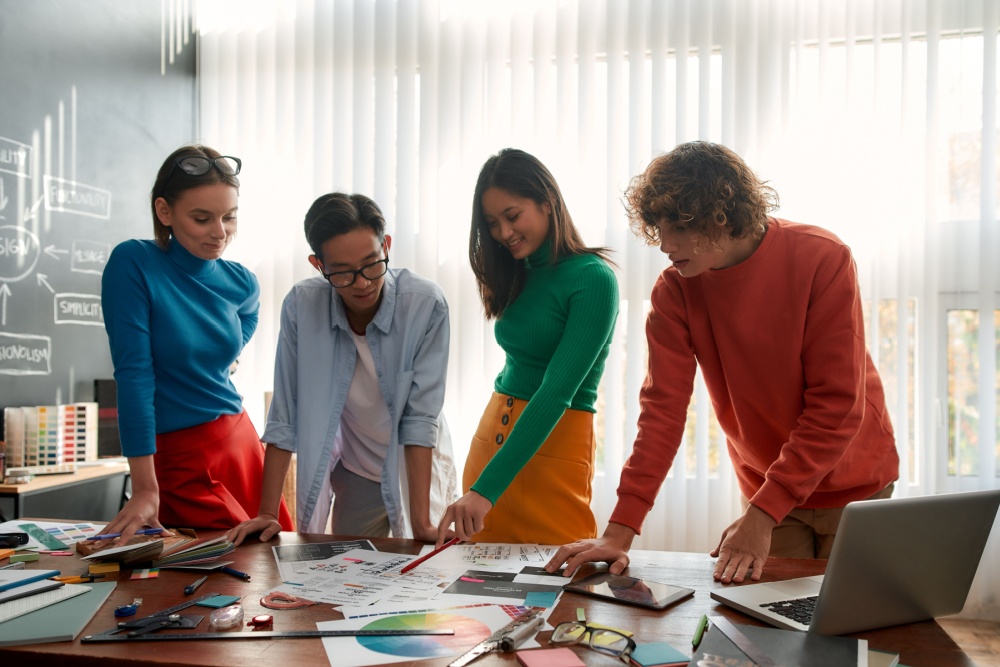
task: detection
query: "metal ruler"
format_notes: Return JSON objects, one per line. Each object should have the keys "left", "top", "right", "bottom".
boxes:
{"left": 448, "top": 607, "right": 545, "bottom": 667}
{"left": 82, "top": 628, "right": 457, "bottom": 643}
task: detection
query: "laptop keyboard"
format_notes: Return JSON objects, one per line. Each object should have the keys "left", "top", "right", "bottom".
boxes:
{"left": 760, "top": 596, "right": 818, "bottom": 625}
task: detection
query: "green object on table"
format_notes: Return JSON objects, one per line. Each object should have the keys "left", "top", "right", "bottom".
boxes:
{"left": 10, "top": 553, "right": 40, "bottom": 563}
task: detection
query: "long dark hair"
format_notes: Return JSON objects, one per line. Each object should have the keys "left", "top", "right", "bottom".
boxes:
{"left": 469, "top": 148, "right": 613, "bottom": 319}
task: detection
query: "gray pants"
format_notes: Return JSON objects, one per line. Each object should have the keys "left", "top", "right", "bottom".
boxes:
{"left": 330, "top": 460, "right": 390, "bottom": 537}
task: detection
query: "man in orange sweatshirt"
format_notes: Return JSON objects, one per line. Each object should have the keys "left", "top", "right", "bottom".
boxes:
{"left": 547, "top": 141, "right": 899, "bottom": 584}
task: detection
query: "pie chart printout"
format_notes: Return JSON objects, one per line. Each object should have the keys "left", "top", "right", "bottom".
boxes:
{"left": 355, "top": 612, "right": 492, "bottom": 658}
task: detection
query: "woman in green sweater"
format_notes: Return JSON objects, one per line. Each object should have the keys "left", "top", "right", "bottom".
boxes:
{"left": 436, "top": 148, "right": 619, "bottom": 546}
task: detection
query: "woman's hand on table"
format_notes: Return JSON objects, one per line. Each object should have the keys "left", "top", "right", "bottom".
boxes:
{"left": 226, "top": 514, "right": 282, "bottom": 547}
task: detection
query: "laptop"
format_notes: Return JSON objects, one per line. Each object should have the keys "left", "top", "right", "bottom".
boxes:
{"left": 710, "top": 489, "right": 1000, "bottom": 635}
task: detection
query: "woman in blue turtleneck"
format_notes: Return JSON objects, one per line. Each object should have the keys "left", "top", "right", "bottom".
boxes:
{"left": 97, "top": 145, "right": 292, "bottom": 544}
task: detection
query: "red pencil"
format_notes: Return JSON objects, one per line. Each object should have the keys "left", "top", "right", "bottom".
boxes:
{"left": 400, "top": 537, "right": 461, "bottom": 573}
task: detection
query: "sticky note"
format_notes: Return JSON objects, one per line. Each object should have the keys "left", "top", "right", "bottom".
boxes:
{"left": 0, "top": 549, "right": 15, "bottom": 560}
{"left": 523, "top": 591, "right": 559, "bottom": 608}
{"left": 630, "top": 642, "right": 690, "bottom": 666}
{"left": 516, "top": 647, "right": 585, "bottom": 667}
{"left": 196, "top": 595, "right": 241, "bottom": 608}
{"left": 131, "top": 568, "right": 159, "bottom": 580}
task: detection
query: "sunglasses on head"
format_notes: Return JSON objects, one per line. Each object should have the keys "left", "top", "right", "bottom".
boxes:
{"left": 158, "top": 155, "right": 241, "bottom": 197}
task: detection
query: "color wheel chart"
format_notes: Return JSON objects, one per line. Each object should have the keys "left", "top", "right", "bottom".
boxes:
{"left": 356, "top": 613, "right": 489, "bottom": 657}
{"left": 319, "top": 603, "right": 517, "bottom": 667}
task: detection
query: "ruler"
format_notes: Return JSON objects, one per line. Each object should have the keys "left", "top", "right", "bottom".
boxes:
{"left": 448, "top": 608, "right": 545, "bottom": 667}
{"left": 82, "top": 628, "right": 457, "bottom": 643}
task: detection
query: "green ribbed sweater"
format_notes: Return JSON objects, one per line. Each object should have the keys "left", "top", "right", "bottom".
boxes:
{"left": 470, "top": 243, "right": 620, "bottom": 503}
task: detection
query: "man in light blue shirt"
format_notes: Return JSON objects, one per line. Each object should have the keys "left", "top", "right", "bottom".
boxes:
{"left": 227, "top": 193, "right": 456, "bottom": 543}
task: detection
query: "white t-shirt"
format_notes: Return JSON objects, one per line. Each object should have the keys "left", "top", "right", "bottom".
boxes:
{"left": 338, "top": 330, "right": 392, "bottom": 482}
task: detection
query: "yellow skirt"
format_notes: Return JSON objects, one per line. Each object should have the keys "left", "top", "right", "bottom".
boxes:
{"left": 463, "top": 392, "right": 597, "bottom": 544}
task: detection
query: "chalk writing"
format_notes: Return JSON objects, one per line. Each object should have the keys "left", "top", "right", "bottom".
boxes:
{"left": 43, "top": 175, "right": 111, "bottom": 219}
{"left": 0, "top": 332, "right": 52, "bottom": 375}
{"left": 71, "top": 240, "right": 110, "bottom": 274}
{"left": 0, "top": 136, "right": 32, "bottom": 178}
{"left": 0, "top": 225, "right": 41, "bottom": 282}
{"left": 54, "top": 293, "right": 103, "bottom": 326}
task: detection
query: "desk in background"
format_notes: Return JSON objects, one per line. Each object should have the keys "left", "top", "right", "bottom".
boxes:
{"left": 0, "top": 530, "right": 988, "bottom": 667}
{"left": 0, "top": 462, "right": 129, "bottom": 522}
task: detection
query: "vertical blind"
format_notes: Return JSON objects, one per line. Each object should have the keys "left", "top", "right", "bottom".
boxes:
{"left": 193, "top": 0, "right": 999, "bottom": 618}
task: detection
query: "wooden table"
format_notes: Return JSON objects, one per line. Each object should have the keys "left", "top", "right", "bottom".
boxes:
{"left": 0, "top": 530, "right": 986, "bottom": 666}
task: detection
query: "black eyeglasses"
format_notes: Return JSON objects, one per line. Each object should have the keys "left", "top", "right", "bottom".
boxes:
{"left": 159, "top": 155, "right": 241, "bottom": 196}
{"left": 549, "top": 621, "right": 637, "bottom": 664}
{"left": 173, "top": 155, "right": 241, "bottom": 177}
{"left": 320, "top": 249, "right": 390, "bottom": 288}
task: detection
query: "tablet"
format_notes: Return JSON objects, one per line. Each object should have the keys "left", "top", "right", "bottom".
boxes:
{"left": 562, "top": 571, "right": 695, "bottom": 610}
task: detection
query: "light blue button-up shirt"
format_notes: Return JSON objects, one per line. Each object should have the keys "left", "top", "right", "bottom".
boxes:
{"left": 262, "top": 268, "right": 455, "bottom": 536}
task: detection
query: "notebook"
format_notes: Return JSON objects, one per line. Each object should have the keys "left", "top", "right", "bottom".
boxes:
{"left": 0, "top": 582, "right": 116, "bottom": 646}
{"left": 710, "top": 489, "right": 1000, "bottom": 635}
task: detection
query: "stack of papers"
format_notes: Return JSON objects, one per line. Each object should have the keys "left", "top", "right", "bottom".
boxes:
{"left": 152, "top": 535, "right": 235, "bottom": 567}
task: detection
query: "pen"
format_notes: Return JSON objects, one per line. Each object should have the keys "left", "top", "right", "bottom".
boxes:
{"left": 692, "top": 614, "right": 709, "bottom": 648}
{"left": 184, "top": 575, "right": 208, "bottom": 595}
{"left": 87, "top": 528, "right": 164, "bottom": 541}
{"left": 400, "top": 537, "right": 461, "bottom": 574}
{"left": 54, "top": 574, "right": 105, "bottom": 584}
{"left": 220, "top": 566, "right": 251, "bottom": 581}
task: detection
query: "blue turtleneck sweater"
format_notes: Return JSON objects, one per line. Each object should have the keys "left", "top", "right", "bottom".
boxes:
{"left": 101, "top": 239, "right": 259, "bottom": 457}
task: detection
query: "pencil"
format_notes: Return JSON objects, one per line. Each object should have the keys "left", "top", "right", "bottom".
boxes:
{"left": 400, "top": 537, "right": 460, "bottom": 574}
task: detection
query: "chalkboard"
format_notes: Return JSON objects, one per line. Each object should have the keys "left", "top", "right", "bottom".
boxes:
{"left": 0, "top": 1, "right": 197, "bottom": 423}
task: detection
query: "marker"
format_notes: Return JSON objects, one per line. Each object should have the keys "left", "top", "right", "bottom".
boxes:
{"left": 400, "top": 537, "right": 461, "bottom": 574}
{"left": 692, "top": 614, "right": 709, "bottom": 648}
{"left": 184, "top": 575, "right": 208, "bottom": 595}
{"left": 87, "top": 528, "right": 164, "bottom": 541}
{"left": 220, "top": 566, "right": 251, "bottom": 582}
{"left": 499, "top": 614, "right": 545, "bottom": 651}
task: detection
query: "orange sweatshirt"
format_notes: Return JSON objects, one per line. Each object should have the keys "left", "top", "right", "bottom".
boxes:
{"left": 611, "top": 219, "right": 899, "bottom": 531}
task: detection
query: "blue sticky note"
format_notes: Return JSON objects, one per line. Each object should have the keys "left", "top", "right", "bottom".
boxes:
{"left": 630, "top": 641, "right": 690, "bottom": 666}
{"left": 523, "top": 591, "right": 559, "bottom": 608}
{"left": 195, "top": 595, "right": 241, "bottom": 608}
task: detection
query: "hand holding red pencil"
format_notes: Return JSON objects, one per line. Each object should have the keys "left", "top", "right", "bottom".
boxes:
{"left": 400, "top": 537, "right": 461, "bottom": 574}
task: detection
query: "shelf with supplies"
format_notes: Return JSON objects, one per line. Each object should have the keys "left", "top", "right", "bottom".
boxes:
{"left": 0, "top": 461, "right": 129, "bottom": 523}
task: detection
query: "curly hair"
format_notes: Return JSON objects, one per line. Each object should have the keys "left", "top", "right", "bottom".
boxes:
{"left": 624, "top": 141, "right": 778, "bottom": 247}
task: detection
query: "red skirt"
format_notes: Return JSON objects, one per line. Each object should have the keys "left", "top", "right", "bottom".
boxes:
{"left": 153, "top": 410, "right": 293, "bottom": 530}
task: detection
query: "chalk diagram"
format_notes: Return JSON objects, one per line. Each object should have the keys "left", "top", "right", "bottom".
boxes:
{"left": 0, "top": 134, "right": 111, "bottom": 377}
